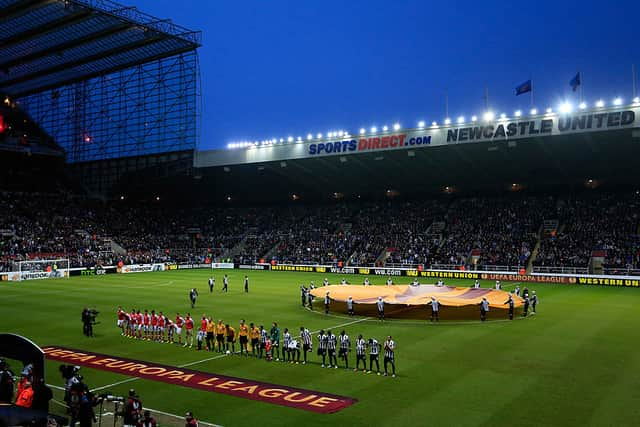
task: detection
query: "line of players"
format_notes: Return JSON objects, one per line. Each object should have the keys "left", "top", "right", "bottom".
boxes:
{"left": 117, "top": 308, "right": 195, "bottom": 345}
{"left": 115, "top": 309, "right": 397, "bottom": 376}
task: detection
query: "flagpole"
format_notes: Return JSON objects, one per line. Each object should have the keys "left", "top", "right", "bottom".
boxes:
{"left": 633, "top": 64, "right": 637, "bottom": 99}
{"left": 445, "top": 88, "right": 449, "bottom": 119}
{"left": 580, "top": 71, "right": 584, "bottom": 103}
{"left": 484, "top": 86, "right": 489, "bottom": 111}
{"left": 530, "top": 78, "right": 534, "bottom": 108}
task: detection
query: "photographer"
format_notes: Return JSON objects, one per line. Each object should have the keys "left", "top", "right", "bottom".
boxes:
{"left": 0, "top": 358, "right": 15, "bottom": 403}
{"left": 123, "top": 389, "right": 142, "bottom": 427}
{"left": 66, "top": 376, "right": 93, "bottom": 427}
{"left": 31, "top": 377, "right": 53, "bottom": 413}
{"left": 185, "top": 411, "right": 198, "bottom": 427}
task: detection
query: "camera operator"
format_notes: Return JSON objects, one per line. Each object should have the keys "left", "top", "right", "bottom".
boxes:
{"left": 139, "top": 410, "right": 156, "bottom": 427}
{"left": 67, "top": 377, "right": 93, "bottom": 426}
{"left": 123, "top": 389, "right": 142, "bottom": 427}
{"left": 82, "top": 308, "right": 92, "bottom": 337}
{"left": 32, "top": 377, "right": 53, "bottom": 413}
{"left": 185, "top": 411, "right": 198, "bottom": 427}
{"left": 0, "top": 358, "right": 15, "bottom": 403}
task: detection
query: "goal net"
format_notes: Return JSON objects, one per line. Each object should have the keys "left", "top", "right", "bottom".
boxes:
{"left": 17, "top": 259, "right": 70, "bottom": 281}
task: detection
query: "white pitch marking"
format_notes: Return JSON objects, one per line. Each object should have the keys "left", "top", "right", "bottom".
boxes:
{"left": 144, "top": 406, "right": 223, "bottom": 427}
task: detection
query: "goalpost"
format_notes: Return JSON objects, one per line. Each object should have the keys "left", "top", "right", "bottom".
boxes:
{"left": 17, "top": 258, "right": 70, "bottom": 281}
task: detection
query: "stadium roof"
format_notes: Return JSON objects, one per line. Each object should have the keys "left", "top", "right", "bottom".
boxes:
{"left": 190, "top": 128, "right": 640, "bottom": 202}
{"left": 0, "top": 0, "right": 201, "bottom": 98}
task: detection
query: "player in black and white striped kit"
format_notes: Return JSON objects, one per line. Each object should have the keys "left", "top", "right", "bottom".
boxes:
{"left": 324, "top": 292, "right": 330, "bottom": 314}
{"left": 368, "top": 337, "right": 381, "bottom": 375}
{"left": 300, "top": 326, "right": 312, "bottom": 364}
{"left": 479, "top": 297, "right": 490, "bottom": 321}
{"left": 338, "top": 330, "right": 350, "bottom": 369}
{"left": 346, "top": 296, "right": 354, "bottom": 317}
{"left": 531, "top": 290, "right": 538, "bottom": 314}
{"left": 383, "top": 335, "right": 396, "bottom": 377}
{"left": 377, "top": 297, "right": 385, "bottom": 320}
{"left": 429, "top": 296, "right": 440, "bottom": 322}
{"left": 259, "top": 325, "right": 268, "bottom": 359}
{"left": 317, "top": 330, "right": 328, "bottom": 367}
{"left": 327, "top": 330, "right": 338, "bottom": 368}
{"left": 503, "top": 292, "right": 515, "bottom": 320}
{"left": 300, "top": 284, "right": 307, "bottom": 307}
{"left": 354, "top": 334, "right": 367, "bottom": 372}
{"left": 307, "top": 283, "right": 314, "bottom": 310}
{"left": 282, "top": 328, "right": 291, "bottom": 362}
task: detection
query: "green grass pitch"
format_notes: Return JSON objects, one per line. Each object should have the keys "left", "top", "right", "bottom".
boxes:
{"left": 2, "top": 270, "right": 640, "bottom": 427}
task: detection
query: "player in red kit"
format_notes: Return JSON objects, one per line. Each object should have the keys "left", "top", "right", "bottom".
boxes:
{"left": 184, "top": 314, "right": 194, "bottom": 348}
{"left": 157, "top": 311, "right": 166, "bottom": 342}
{"left": 166, "top": 316, "right": 175, "bottom": 343}
{"left": 151, "top": 310, "right": 159, "bottom": 341}
{"left": 135, "top": 310, "right": 143, "bottom": 339}
{"left": 142, "top": 310, "right": 150, "bottom": 340}
{"left": 128, "top": 309, "right": 136, "bottom": 338}
{"left": 117, "top": 307, "right": 126, "bottom": 335}
{"left": 175, "top": 313, "right": 184, "bottom": 345}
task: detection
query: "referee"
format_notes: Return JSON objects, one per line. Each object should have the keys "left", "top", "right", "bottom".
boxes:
{"left": 383, "top": 335, "right": 396, "bottom": 378}
{"left": 347, "top": 296, "right": 354, "bottom": 317}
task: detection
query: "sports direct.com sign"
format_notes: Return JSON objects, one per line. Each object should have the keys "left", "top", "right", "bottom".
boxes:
{"left": 43, "top": 346, "right": 356, "bottom": 413}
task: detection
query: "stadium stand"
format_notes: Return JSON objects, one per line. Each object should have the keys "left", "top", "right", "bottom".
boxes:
{"left": 2, "top": 189, "right": 639, "bottom": 275}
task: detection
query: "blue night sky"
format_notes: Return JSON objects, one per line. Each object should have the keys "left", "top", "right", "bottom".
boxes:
{"left": 131, "top": 0, "right": 640, "bottom": 151}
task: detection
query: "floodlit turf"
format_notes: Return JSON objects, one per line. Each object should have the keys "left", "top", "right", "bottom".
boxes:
{"left": 2, "top": 270, "right": 640, "bottom": 427}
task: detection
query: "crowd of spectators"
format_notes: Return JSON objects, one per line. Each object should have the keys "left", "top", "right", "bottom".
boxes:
{"left": 534, "top": 194, "right": 640, "bottom": 271}
{"left": 2, "top": 190, "right": 639, "bottom": 274}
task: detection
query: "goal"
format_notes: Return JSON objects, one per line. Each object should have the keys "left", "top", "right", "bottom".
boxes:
{"left": 17, "top": 258, "right": 70, "bottom": 281}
